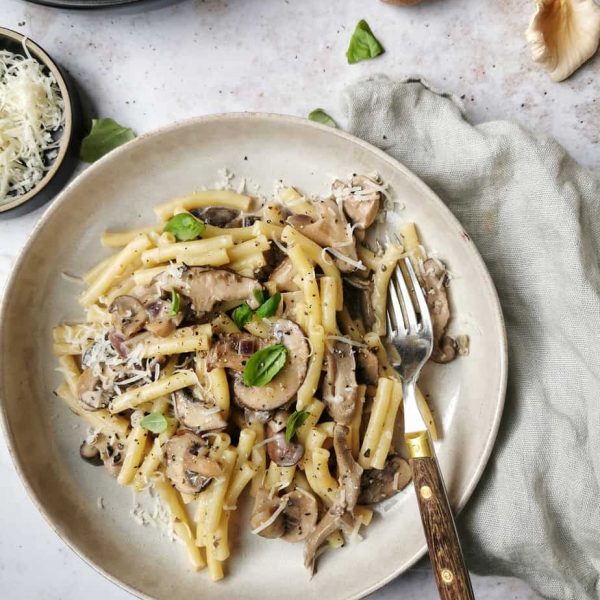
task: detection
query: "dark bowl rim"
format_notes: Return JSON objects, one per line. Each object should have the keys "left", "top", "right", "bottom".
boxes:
{"left": 0, "top": 27, "right": 74, "bottom": 214}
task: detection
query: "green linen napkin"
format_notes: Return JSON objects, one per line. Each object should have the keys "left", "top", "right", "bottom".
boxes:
{"left": 343, "top": 75, "right": 600, "bottom": 600}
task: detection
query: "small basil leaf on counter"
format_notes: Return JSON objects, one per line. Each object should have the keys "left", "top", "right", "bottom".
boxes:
{"left": 163, "top": 212, "right": 205, "bottom": 241}
{"left": 256, "top": 292, "right": 281, "bottom": 319}
{"left": 285, "top": 410, "right": 310, "bottom": 443}
{"left": 308, "top": 109, "right": 337, "bottom": 128}
{"left": 243, "top": 344, "right": 287, "bottom": 387}
{"left": 80, "top": 118, "right": 136, "bottom": 163}
{"left": 346, "top": 19, "right": 385, "bottom": 64}
{"left": 140, "top": 412, "right": 168, "bottom": 434}
{"left": 232, "top": 303, "right": 254, "bottom": 329}
{"left": 170, "top": 290, "right": 181, "bottom": 315}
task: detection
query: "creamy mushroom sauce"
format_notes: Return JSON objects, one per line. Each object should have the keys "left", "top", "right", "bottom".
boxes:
{"left": 53, "top": 174, "right": 465, "bottom": 580}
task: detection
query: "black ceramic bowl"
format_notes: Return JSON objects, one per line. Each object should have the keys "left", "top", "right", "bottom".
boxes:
{"left": 0, "top": 27, "right": 82, "bottom": 217}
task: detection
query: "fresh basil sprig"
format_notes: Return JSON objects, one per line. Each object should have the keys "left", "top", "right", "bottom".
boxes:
{"left": 242, "top": 344, "right": 287, "bottom": 387}
{"left": 140, "top": 412, "right": 168, "bottom": 434}
{"left": 164, "top": 213, "right": 205, "bottom": 241}
{"left": 80, "top": 118, "right": 136, "bottom": 163}
{"left": 346, "top": 19, "right": 385, "bottom": 64}
{"left": 255, "top": 292, "right": 281, "bottom": 319}
{"left": 308, "top": 109, "right": 337, "bottom": 128}
{"left": 170, "top": 290, "right": 181, "bottom": 316}
{"left": 232, "top": 303, "right": 253, "bottom": 329}
{"left": 285, "top": 410, "right": 310, "bottom": 443}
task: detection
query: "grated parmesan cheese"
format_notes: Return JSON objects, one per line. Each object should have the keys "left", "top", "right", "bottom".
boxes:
{"left": 0, "top": 43, "right": 65, "bottom": 202}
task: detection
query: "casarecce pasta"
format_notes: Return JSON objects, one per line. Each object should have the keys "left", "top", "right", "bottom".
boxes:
{"left": 54, "top": 173, "right": 464, "bottom": 580}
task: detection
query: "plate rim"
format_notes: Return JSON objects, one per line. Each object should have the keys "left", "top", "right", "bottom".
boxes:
{"left": 0, "top": 111, "right": 508, "bottom": 600}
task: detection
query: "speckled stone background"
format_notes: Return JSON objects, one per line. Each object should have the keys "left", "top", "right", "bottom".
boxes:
{"left": 2, "top": 0, "right": 597, "bottom": 597}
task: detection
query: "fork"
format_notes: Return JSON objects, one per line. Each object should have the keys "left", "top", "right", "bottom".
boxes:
{"left": 387, "top": 257, "right": 475, "bottom": 600}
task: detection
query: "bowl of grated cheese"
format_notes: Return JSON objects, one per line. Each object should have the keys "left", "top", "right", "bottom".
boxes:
{"left": 0, "top": 27, "right": 81, "bottom": 216}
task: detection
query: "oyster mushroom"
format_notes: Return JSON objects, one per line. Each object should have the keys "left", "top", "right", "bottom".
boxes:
{"left": 526, "top": 0, "right": 600, "bottom": 82}
{"left": 288, "top": 198, "right": 361, "bottom": 273}
{"left": 251, "top": 487, "right": 318, "bottom": 542}
{"left": 333, "top": 424, "right": 363, "bottom": 512}
{"left": 265, "top": 412, "right": 304, "bottom": 467}
{"left": 160, "top": 266, "right": 263, "bottom": 314}
{"left": 165, "top": 431, "right": 222, "bottom": 495}
{"left": 321, "top": 340, "right": 358, "bottom": 425}
{"left": 109, "top": 295, "right": 147, "bottom": 338}
{"left": 206, "top": 332, "right": 267, "bottom": 372}
{"left": 173, "top": 386, "right": 227, "bottom": 433}
{"left": 77, "top": 368, "right": 109, "bottom": 411}
{"left": 421, "top": 258, "right": 457, "bottom": 364}
{"left": 268, "top": 257, "right": 299, "bottom": 292}
{"left": 191, "top": 206, "right": 240, "bottom": 227}
{"left": 358, "top": 455, "right": 412, "bottom": 504}
{"left": 144, "top": 296, "right": 186, "bottom": 337}
{"left": 234, "top": 319, "right": 310, "bottom": 411}
{"left": 335, "top": 175, "right": 382, "bottom": 230}
{"left": 355, "top": 347, "right": 379, "bottom": 385}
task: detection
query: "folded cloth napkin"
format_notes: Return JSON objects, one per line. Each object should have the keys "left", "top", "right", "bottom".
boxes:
{"left": 342, "top": 75, "right": 600, "bottom": 600}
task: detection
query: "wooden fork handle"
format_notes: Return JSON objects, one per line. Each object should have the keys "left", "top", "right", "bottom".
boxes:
{"left": 408, "top": 433, "right": 475, "bottom": 600}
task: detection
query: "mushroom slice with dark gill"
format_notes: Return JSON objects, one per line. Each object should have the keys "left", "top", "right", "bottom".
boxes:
{"left": 265, "top": 411, "right": 304, "bottom": 467}
{"left": 303, "top": 503, "right": 354, "bottom": 574}
{"left": 234, "top": 319, "right": 310, "bottom": 411}
{"left": 333, "top": 424, "right": 363, "bottom": 512}
{"left": 80, "top": 433, "right": 124, "bottom": 476}
{"left": 144, "top": 295, "right": 186, "bottom": 337}
{"left": 251, "top": 487, "right": 318, "bottom": 542}
{"left": 321, "top": 340, "right": 358, "bottom": 425}
{"left": 159, "top": 266, "right": 264, "bottom": 314}
{"left": 166, "top": 431, "right": 222, "bottom": 495}
{"left": 421, "top": 258, "right": 457, "bottom": 363}
{"left": 206, "top": 332, "right": 267, "bottom": 372}
{"left": 79, "top": 440, "right": 103, "bottom": 466}
{"left": 334, "top": 175, "right": 382, "bottom": 230}
{"left": 358, "top": 455, "right": 412, "bottom": 505}
{"left": 77, "top": 368, "right": 110, "bottom": 411}
{"left": 109, "top": 295, "right": 147, "bottom": 338}
{"left": 287, "top": 198, "right": 360, "bottom": 273}
{"left": 355, "top": 347, "right": 379, "bottom": 385}
{"left": 173, "top": 386, "right": 227, "bottom": 433}
{"left": 191, "top": 206, "right": 240, "bottom": 227}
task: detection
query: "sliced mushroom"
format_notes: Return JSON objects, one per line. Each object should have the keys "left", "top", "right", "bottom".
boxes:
{"left": 160, "top": 266, "right": 263, "bottom": 313}
{"left": 288, "top": 198, "right": 360, "bottom": 273}
{"left": 77, "top": 368, "right": 110, "bottom": 411}
{"left": 336, "top": 175, "right": 382, "bottom": 230}
{"left": 79, "top": 440, "right": 103, "bottom": 466}
{"left": 333, "top": 424, "right": 363, "bottom": 513}
{"left": 358, "top": 455, "right": 412, "bottom": 505}
{"left": 250, "top": 487, "right": 319, "bottom": 542}
{"left": 206, "top": 332, "right": 267, "bottom": 372}
{"left": 421, "top": 258, "right": 457, "bottom": 363}
{"left": 165, "top": 431, "right": 222, "bottom": 495}
{"left": 191, "top": 206, "right": 240, "bottom": 227}
{"left": 234, "top": 319, "right": 310, "bottom": 411}
{"left": 266, "top": 432, "right": 304, "bottom": 467}
{"left": 344, "top": 277, "right": 375, "bottom": 330}
{"left": 355, "top": 347, "right": 379, "bottom": 385}
{"left": 173, "top": 386, "right": 227, "bottom": 433}
{"left": 244, "top": 408, "right": 272, "bottom": 425}
{"left": 303, "top": 503, "right": 354, "bottom": 574}
{"left": 109, "top": 295, "right": 148, "bottom": 338}
{"left": 268, "top": 257, "right": 299, "bottom": 292}
{"left": 321, "top": 340, "right": 358, "bottom": 425}
{"left": 144, "top": 296, "right": 186, "bottom": 337}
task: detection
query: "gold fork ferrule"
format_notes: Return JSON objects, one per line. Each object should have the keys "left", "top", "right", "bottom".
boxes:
{"left": 405, "top": 430, "right": 433, "bottom": 459}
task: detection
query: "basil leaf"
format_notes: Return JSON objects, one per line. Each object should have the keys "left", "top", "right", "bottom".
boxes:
{"left": 242, "top": 344, "right": 287, "bottom": 387}
{"left": 170, "top": 290, "right": 181, "bottom": 316}
{"left": 164, "top": 213, "right": 205, "bottom": 241}
{"left": 308, "top": 109, "right": 337, "bottom": 128}
{"left": 346, "top": 20, "right": 385, "bottom": 64}
{"left": 254, "top": 289, "right": 267, "bottom": 305}
{"left": 256, "top": 292, "right": 281, "bottom": 319}
{"left": 232, "top": 303, "right": 253, "bottom": 329}
{"left": 140, "top": 412, "right": 168, "bottom": 434}
{"left": 285, "top": 410, "right": 310, "bottom": 443}
{"left": 80, "top": 118, "right": 136, "bottom": 163}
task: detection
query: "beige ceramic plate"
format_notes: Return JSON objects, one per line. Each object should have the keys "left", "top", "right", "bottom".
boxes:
{"left": 0, "top": 113, "right": 506, "bottom": 600}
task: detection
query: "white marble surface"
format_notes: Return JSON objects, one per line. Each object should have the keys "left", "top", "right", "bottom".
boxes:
{"left": 3, "top": 0, "right": 596, "bottom": 597}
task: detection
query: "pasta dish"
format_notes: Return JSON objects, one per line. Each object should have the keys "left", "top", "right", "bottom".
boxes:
{"left": 53, "top": 174, "right": 463, "bottom": 580}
